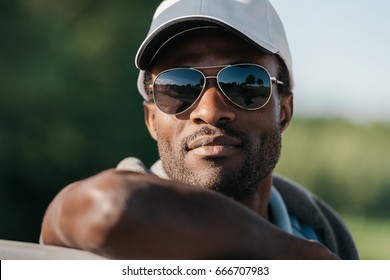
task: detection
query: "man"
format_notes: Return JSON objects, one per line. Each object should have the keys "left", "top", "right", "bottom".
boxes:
{"left": 41, "top": 0, "right": 358, "bottom": 259}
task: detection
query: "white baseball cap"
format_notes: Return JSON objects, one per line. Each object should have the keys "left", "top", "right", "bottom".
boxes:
{"left": 136, "top": 0, "right": 293, "bottom": 99}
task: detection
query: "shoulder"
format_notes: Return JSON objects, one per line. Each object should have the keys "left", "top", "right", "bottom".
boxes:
{"left": 272, "top": 173, "right": 359, "bottom": 260}
{"left": 116, "top": 157, "right": 169, "bottom": 178}
{"left": 116, "top": 157, "right": 149, "bottom": 173}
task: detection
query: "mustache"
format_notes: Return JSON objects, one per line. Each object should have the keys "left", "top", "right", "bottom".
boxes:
{"left": 182, "top": 125, "right": 248, "bottom": 150}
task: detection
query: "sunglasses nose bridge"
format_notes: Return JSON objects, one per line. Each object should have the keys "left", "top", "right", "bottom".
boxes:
{"left": 190, "top": 78, "right": 236, "bottom": 125}
{"left": 203, "top": 75, "right": 218, "bottom": 90}
{"left": 202, "top": 75, "right": 231, "bottom": 104}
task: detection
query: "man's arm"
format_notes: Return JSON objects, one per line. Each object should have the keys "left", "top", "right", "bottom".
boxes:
{"left": 41, "top": 169, "right": 339, "bottom": 259}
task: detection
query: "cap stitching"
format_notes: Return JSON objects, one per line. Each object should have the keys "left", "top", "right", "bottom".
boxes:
{"left": 265, "top": 0, "right": 271, "bottom": 44}
{"left": 200, "top": 0, "right": 205, "bottom": 14}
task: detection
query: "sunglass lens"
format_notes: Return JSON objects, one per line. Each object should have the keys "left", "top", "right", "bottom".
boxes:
{"left": 153, "top": 69, "right": 204, "bottom": 114}
{"left": 218, "top": 65, "right": 271, "bottom": 109}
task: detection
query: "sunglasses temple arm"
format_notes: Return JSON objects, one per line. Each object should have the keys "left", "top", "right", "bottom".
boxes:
{"left": 270, "top": 77, "right": 284, "bottom": 85}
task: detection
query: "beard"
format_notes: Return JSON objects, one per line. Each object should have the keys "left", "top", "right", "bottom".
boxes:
{"left": 156, "top": 123, "right": 282, "bottom": 197}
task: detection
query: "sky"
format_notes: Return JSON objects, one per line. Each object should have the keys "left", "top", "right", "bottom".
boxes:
{"left": 270, "top": 0, "right": 390, "bottom": 122}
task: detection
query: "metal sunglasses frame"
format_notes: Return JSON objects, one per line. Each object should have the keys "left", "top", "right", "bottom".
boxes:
{"left": 150, "top": 63, "right": 284, "bottom": 115}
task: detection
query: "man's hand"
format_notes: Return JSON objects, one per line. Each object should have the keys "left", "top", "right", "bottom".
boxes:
{"left": 41, "top": 169, "right": 339, "bottom": 259}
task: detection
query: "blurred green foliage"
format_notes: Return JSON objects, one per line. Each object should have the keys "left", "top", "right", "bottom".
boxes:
{"left": 342, "top": 215, "right": 390, "bottom": 259}
{"left": 276, "top": 118, "right": 390, "bottom": 217}
{"left": 1, "top": 0, "right": 389, "bottom": 259}
{"left": 1, "top": 0, "right": 161, "bottom": 242}
{"left": 276, "top": 119, "right": 390, "bottom": 259}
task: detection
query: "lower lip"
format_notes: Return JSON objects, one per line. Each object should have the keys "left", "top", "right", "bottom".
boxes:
{"left": 189, "top": 145, "right": 240, "bottom": 157}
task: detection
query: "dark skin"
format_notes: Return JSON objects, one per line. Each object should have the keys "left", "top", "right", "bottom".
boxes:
{"left": 41, "top": 29, "right": 339, "bottom": 259}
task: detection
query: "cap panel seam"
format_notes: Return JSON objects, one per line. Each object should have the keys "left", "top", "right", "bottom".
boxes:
{"left": 200, "top": 0, "right": 205, "bottom": 14}
{"left": 264, "top": 0, "right": 271, "bottom": 45}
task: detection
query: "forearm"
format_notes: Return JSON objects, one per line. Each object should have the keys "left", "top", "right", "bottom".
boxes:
{"left": 41, "top": 170, "right": 338, "bottom": 259}
{"left": 41, "top": 171, "right": 258, "bottom": 258}
{"left": 41, "top": 172, "right": 131, "bottom": 251}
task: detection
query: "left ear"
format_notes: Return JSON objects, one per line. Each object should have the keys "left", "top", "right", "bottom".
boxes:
{"left": 143, "top": 101, "right": 158, "bottom": 141}
{"left": 279, "top": 92, "right": 294, "bottom": 131}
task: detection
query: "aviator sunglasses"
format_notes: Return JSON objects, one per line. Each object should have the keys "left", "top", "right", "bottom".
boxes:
{"left": 150, "top": 63, "right": 284, "bottom": 115}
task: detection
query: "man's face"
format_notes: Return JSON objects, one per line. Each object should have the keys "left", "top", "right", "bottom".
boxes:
{"left": 144, "top": 28, "right": 293, "bottom": 196}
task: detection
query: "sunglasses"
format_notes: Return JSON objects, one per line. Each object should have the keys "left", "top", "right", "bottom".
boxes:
{"left": 150, "top": 63, "right": 283, "bottom": 115}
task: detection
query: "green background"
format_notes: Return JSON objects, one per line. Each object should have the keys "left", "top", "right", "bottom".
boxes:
{"left": 1, "top": 0, "right": 389, "bottom": 259}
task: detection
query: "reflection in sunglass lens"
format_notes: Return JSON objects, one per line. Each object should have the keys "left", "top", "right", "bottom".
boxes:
{"left": 218, "top": 65, "right": 271, "bottom": 109}
{"left": 152, "top": 64, "right": 273, "bottom": 114}
{"left": 154, "top": 69, "right": 204, "bottom": 114}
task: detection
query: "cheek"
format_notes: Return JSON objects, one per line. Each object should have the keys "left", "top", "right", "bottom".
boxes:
{"left": 153, "top": 112, "right": 184, "bottom": 146}
{"left": 247, "top": 98, "right": 281, "bottom": 129}
{"left": 267, "top": 95, "right": 281, "bottom": 119}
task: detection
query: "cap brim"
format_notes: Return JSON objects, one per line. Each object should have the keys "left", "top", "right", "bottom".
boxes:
{"left": 135, "top": 17, "right": 273, "bottom": 70}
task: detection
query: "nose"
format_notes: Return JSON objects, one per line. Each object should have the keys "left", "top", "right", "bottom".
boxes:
{"left": 189, "top": 82, "right": 236, "bottom": 125}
